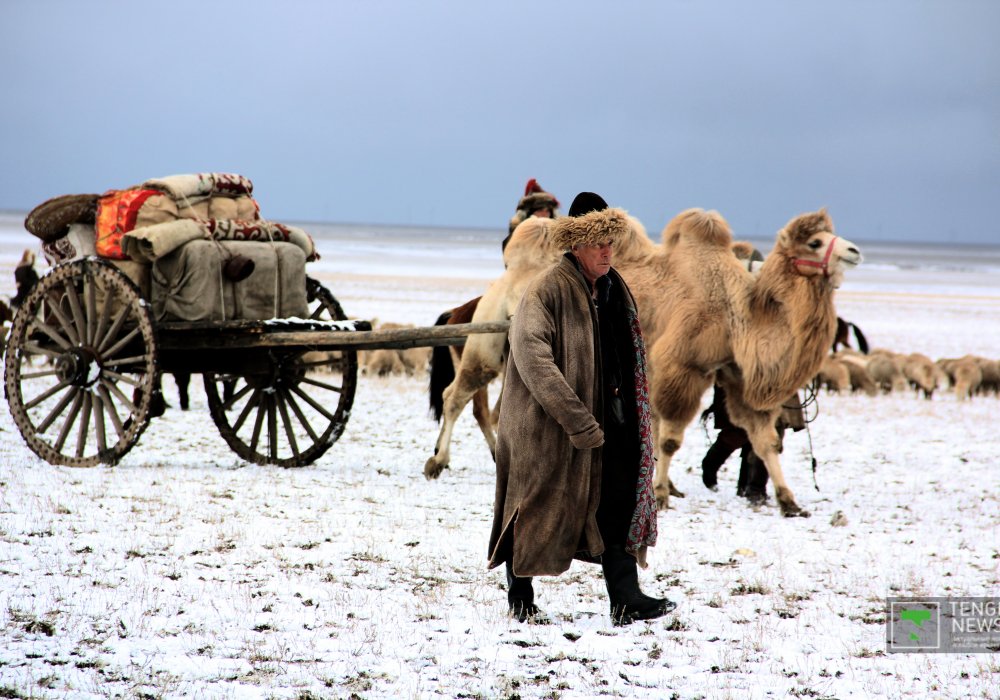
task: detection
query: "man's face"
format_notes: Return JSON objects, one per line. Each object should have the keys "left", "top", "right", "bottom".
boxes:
{"left": 572, "top": 239, "right": 613, "bottom": 284}
{"left": 531, "top": 207, "right": 552, "bottom": 219}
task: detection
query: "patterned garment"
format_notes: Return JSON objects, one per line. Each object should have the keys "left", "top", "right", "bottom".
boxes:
{"left": 197, "top": 218, "right": 318, "bottom": 261}
{"left": 625, "top": 307, "right": 658, "bottom": 555}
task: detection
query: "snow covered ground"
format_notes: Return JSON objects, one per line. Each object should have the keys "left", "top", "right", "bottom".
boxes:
{"left": 1, "top": 215, "right": 999, "bottom": 699}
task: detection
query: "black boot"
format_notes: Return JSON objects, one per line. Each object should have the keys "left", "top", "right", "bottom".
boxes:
{"left": 506, "top": 561, "right": 548, "bottom": 624}
{"left": 736, "top": 447, "right": 769, "bottom": 504}
{"left": 602, "top": 545, "right": 677, "bottom": 626}
{"left": 701, "top": 437, "right": 738, "bottom": 491}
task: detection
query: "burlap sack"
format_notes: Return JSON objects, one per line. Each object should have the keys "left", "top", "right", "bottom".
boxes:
{"left": 151, "top": 240, "right": 308, "bottom": 322}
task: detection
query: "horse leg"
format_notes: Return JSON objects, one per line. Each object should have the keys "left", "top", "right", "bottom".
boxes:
{"left": 489, "top": 376, "right": 504, "bottom": 432}
{"left": 470, "top": 386, "right": 495, "bottom": 454}
{"left": 424, "top": 362, "right": 499, "bottom": 479}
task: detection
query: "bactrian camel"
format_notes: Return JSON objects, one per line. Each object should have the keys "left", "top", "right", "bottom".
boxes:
{"left": 623, "top": 208, "right": 861, "bottom": 516}
{"left": 425, "top": 206, "right": 861, "bottom": 519}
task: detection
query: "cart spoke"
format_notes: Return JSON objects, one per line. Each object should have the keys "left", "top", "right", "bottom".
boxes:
{"left": 20, "top": 367, "right": 61, "bottom": 380}
{"left": 93, "top": 284, "right": 114, "bottom": 350}
{"left": 102, "top": 326, "right": 142, "bottom": 361}
{"left": 84, "top": 271, "right": 97, "bottom": 344}
{"left": 41, "top": 292, "right": 80, "bottom": 346}
{"left": 96, "top": 304, "right": 132, "bottom": 355}
{"left": 267, "top": 394, "right": 278, "bottom": 461}
{"left": 35, "top": 384, "right": 78, "bottom": 433}
{"left": 96, "top": 384, "right": 126, "bottom": 441}
{"left": 20, "top": 342, "right": 63, "bottom": 360}
{"left": 104, "top": 354, "right": 149, "bottom": 370}
{"left": 298, "top": 375, "right": 344, "bottom": 394}
{"left": 101, "top": 377, "right": 139, "bottom": 415}
{"left": 248, "top": 396, "right": 267, "bottom": 454}
{"left": 101, "top": 369, "right": 142, "bottom": 388}
{"left": 277, "top": 393, "right": 301, "bottom": 461}
{"left": 33, "top": 319, "right": 75, "bottom": 352}
{"left": 54, "top": 389, "right": 85, "bottom": 453}
{"left": 221, "top": 382, "right": 254, "bottom": 412}
{"left": 64, "top": 271, "right": 88, "bottom": 343}
{"left": 93, "top": 392, "right": 107, "bottom": 454}
{"left": 232, "top": 386, "right": 261, "bottom": 433}
{"left": 75, "top": 393, "right": 93, "bottom": 459}
{"left": 25, "top": 378, "right": 74, "bottom": 411}
{"left": 289, "top": 384, "right": 337, "bottom": 422}
{"left": 282, "top": 388, "right": 320, "bottom": 443}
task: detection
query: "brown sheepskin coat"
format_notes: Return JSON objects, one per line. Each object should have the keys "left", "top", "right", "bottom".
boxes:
{"left": 488, "top": 255, "right": 641, "bottom": 577}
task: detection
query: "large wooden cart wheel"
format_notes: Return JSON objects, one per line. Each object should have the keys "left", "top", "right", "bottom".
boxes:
{"left": 203, "top": 278, "right": 359, "bottom": 467}
{"left": 4, "top": 260, "right": 158, "bottom": 467}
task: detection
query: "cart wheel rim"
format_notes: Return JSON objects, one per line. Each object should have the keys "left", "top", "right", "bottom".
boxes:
{"left": 3, "top": 259, "right": 158, "bottom": 467}
{"left": 204, "top": 278, "right": 358, "bottom": 467}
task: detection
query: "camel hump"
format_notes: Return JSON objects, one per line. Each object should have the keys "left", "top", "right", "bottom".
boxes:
{"left": 781, "top": 207, "right": 833, "bottom": 245}
{"left": 661, "top": 208, "right": 732, "bottom": 250}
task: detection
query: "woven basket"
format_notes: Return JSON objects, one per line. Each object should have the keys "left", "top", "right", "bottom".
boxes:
{"left": 24, "top": 193, "right": 101, "bottom": 242}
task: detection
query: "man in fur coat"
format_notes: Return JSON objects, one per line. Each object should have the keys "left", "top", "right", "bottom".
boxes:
{"left": 487, "top": 192, "right": 676, "bottom": 626}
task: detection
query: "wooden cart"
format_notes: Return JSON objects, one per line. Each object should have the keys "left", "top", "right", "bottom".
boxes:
{"left": 3, "top": 258, "right": 506, "bottom": 467}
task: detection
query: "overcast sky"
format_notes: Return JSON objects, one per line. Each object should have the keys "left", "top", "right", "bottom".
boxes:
{"left": 1, "top": 0, "right": 997, "bottom": 244}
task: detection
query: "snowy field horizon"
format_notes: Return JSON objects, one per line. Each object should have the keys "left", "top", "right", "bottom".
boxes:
{"left": 1, "top": 210, "right": 998, "bottom": 699}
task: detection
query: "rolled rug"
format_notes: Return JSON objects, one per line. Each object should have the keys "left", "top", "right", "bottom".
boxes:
{"left": 142, "top": 173, "right": 215, "bottom": 201}
{"left": 120, "top": 219, "right": 209, "bottom": 263}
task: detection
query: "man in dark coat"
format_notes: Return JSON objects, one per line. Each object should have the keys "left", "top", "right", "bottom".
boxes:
{"left": 487, "top": 192, "right": 676, "bottom": 626}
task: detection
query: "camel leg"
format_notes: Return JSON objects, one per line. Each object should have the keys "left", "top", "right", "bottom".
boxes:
{"left": 650, "top": 366, "right": 713, "bottom": 509}
{"left": 734, "top": 410, "right": 809, "bottom": 518}
{"left": 424, "top": 363, "right": 499, "bottom": 479}
{"left": 652, "top": 417, "right": 690, "bottom": 509}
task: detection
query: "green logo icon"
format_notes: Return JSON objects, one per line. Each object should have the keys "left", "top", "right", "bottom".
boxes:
{"left": 901, "top": 608, "right": 932, "bottom": 641}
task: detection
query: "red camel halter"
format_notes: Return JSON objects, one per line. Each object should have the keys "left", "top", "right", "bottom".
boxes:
{"left": 793, "top": 236, "right": 838, "bottom": 278}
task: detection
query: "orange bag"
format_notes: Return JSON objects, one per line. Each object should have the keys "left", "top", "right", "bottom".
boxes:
{"left": 94, "top": 188, "right": 160, "bottom": 259}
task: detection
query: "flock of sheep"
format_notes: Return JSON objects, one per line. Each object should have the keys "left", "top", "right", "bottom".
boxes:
{"left": 357, "top": 321, "right": 432, "bottom": 378}
{"left": 815, "top": 349, "right": 1000, "bottom": 400}
{"left": 362, "top": 320, "right": 1000, "bottom": 406}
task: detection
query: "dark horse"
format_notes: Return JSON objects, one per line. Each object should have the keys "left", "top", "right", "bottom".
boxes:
{"left": 428, "top": 295, "right": 495, "bottom": 428}
{"left": 832, "top": 316, "right": 868, "bottom": 354}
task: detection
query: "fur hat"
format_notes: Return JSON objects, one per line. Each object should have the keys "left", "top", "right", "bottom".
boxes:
{"left": 515, "top": 178, "right": 560, "bottom": 213}
{"left": 509, "top": 178, "right": 561, "bottom": 234}
{"left": 551, "top": 194, "right": 631, "bottom": 250}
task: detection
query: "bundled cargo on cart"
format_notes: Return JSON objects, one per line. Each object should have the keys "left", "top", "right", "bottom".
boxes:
{"left": 24, "top": 173, "right": 319, "bottom": 322}
{"left": 7, "top": 177, "right": 507, "bottom": 470}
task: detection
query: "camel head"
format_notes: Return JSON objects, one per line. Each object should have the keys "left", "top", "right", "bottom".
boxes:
{"left": 777, "top": 209, "right": 862, "bottom": 288}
